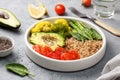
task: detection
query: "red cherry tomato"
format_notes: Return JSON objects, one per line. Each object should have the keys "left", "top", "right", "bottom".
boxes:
{"left": 55, "top": 4, "right": 65, "bottom": 15}
{"left": 60, "top": 50, "right": 80, "bottom": 60}
{"left": 32, "top": 45, "right": 53, "bottom": 56}
{"left": 82, "top": 0, "right": 91, "bottom": 7}
{"left": 54, "top": 47, "right": 67, "bottom": 54}
{"left": 32, "top": 45, "right": 80, "bottom": 60}
{"left": 32, "top": 45, "right": 42, "bottom": 53}
{"left": 40, "top": 46, "right": 53, "bottom": 56}
{"left": 47, "top": 52, "right": 61, "bottom": 60}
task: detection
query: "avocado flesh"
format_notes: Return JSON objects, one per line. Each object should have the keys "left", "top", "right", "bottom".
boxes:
{"left": 30, "top": 32, "right": 65, "bottom": 50}
{"left": 0, "top": 8, "right": 21, "bottom": 29}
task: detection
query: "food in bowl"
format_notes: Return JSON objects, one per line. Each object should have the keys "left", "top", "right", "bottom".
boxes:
{"left": 65, "top": 38, "right": 102, "bottom": 58}
{"left": 29, "top": 18, "right": 102, "bottom": 60}
{"left": 25, "top": 17, "right": 106, "bottom": 71}
{"left": 0, "top": 35, "right": 14, "bottom": 57}
{"left": 0, "top": 38, "right": 12, "bottom": 51}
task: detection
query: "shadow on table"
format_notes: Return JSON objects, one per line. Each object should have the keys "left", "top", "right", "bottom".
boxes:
{"left": 116, "top": 9, "right": 120, "bottom": 14}
{"left": 0, "top": 26, "right": 22, "bottom": 35}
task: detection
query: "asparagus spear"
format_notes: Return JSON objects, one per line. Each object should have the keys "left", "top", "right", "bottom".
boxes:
{"left": 69, "top": 20, "right": 102, "bottom": 41}
{"left": 70, "top": 29, "right": 86, "bottom": 41}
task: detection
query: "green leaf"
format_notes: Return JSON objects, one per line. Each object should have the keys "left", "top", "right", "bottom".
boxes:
{"left": 6, "top": 63, "right": 35, "bottom": 77}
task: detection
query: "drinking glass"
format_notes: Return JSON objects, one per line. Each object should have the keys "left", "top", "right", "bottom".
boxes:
{"left": 93, "top": 0, "right": 118, "bottom": 18}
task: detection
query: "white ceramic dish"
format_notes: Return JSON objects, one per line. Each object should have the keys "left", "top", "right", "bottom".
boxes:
{"left": 0, "top": 35, "right": 14, "bottom": 57}
{"left": 25, "top": 16, "right": 106, "bottom": 71}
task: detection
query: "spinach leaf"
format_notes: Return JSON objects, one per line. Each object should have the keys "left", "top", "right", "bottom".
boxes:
{"left": 6, "top": 63, "right": 35, "bottom": 77}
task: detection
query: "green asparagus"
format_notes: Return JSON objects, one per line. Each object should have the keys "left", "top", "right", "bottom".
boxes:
{"left": 68, "top": 20, "right": 102, "bottom": 41}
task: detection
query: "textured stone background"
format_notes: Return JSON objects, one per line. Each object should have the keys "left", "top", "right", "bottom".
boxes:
{"left": 0, "top": 0, "right": 120, "bottom": 80}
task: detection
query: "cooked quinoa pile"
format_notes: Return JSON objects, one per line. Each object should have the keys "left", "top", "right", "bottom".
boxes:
{"left": 65, "top": 37, "right": 102, "bottom": 58}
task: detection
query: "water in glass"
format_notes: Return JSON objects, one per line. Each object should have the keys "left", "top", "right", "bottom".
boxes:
{"left": 93, "top": 0, "right": 118, "bottom": 18}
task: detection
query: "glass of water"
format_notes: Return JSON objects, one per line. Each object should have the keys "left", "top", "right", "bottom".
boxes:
{"left": 93, "top": 0, "right": 118, "bottom": 18}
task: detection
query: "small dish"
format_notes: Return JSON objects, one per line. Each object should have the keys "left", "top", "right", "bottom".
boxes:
{"left": 0, "top": 35, "right": 14, "bottom": 57}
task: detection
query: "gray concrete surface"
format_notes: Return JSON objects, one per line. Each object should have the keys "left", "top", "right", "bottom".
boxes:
{"left": 0, "top": 0, "right": 120, "bottom": 80}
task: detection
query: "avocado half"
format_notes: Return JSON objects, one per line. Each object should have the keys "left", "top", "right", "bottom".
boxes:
{"left": 0, "top": 8, "right": 21, "bottom": 29}
{"left": 30, "top": 32, "right": 65, "bottom": 50}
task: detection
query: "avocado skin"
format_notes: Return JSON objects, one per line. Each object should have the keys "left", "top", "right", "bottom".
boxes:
{"left": 0, "top": 21, "right": 21, "bottom": 29}
{"left": 0, "top": 8, "right": 21, "bottom": 29}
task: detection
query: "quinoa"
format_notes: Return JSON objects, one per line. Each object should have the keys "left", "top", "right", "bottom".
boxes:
{"left": 65, "top": 37, "right": 102, "bottom": 58}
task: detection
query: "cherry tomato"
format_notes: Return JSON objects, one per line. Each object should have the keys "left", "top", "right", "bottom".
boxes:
{"left": 46, "top": 47, "right": 66, "bottom": 60}
{"left": 54, "top": 47, "right": 67, "bottom": 54}
{"left": 40, "top": 46, "right": 53, "bottom": 56}
{"left": 55, "top": 4, "right": 65, "bottom": 15}
{"left": 32, "top": 45, "right": 80, "bottom": 60}
{"left": 32, "top": 45, "right": 42, "bottom": 53}
{"left": 47, "top": 52, "right": 61, "bottom": 60}
{"left": 60, "top": 50, "right": 80, "bottom": 60}
{"left": 82, "top": 0, "right": 91, "bottom": 7}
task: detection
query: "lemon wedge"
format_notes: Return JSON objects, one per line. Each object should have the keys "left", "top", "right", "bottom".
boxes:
{"left": 28, "top": 3, "right": 47, "bottom": 19}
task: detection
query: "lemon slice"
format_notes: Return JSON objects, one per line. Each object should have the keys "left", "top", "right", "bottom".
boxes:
{"left": 28, "top": 3, "right": 47, "bottom": 19}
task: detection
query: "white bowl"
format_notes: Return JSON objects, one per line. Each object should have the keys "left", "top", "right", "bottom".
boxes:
{"left": 25, "top": 16, "right": 106, "bottom": 71}
{"left": 0, "top": 35, "right": 14, "bottom": 57}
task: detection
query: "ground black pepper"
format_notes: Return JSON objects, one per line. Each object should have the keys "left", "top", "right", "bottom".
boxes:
{"left": 0, "top": 38, "right": 12, "bottom": 51}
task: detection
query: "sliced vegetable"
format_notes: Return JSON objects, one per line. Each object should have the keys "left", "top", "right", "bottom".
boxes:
{"left": 54, "top": 46, "right": 67, "bottom": 54}
{"left": 30, "top": 32, "right": 65, "bottom": 50}
{"left": 0, "top": 8, "right": 21, "bottom": 29}
{"left": 40, "top": 45, "right": 53, "bottom": 56}
{"left": 60, "top": 50, "right": 80, "bottom": 60}
{"left": 6, "top": 63, "right": 35, "bottom": 77}
{"left": 32, "top": 44, "right": 42, "bottom": 53}
{"left": 47, "top": 52, "right": 61, "bottom": 59}
{"left": 32, "top": 45, "right": 80, "bottom": 60}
